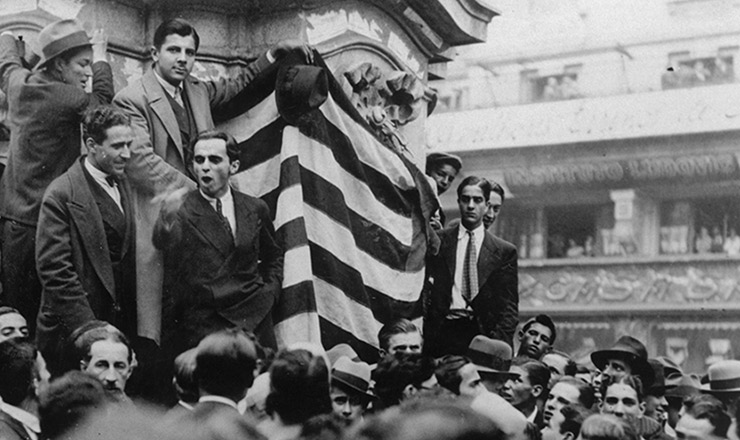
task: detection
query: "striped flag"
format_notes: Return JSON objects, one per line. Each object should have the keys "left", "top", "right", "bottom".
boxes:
{"left": 213, "top": 53, "right": 437, "bottom": 361}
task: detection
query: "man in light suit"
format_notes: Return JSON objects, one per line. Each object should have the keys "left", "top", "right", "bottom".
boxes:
{"left": 114, "top": 18, "right": 311, "bottom": 344}
{"left": 153, "top": 131, "right": 283, "bottom": 355}
{"left": 424, "top": 176, "right": 519, "bottom": 358}
{"left": 35, "top": 106, "right": 136, "bottom": 373}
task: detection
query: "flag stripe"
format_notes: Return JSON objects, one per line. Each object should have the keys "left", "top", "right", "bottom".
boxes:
{"left": 318, "top": 317, "right": 380, "bottom": 362}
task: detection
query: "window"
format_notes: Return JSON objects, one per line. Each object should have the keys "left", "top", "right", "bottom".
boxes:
{"left": 659, "top": 198, "right": 740, "bottom": 255}
{"left": 532, "top": 73, "right": 581, "bottom": 102}
{"left": 546, "top": 204, "right": 611, "bottom": 259}
{"left": 662, "top": 53, "right": 735, "bottom": 90}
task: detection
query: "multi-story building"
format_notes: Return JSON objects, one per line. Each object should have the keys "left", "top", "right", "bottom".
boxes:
{"left": 427, "top": 0, "right": 740, "bottom": 372}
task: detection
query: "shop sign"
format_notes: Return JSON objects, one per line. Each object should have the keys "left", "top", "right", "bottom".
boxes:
{"left": 505, "top": 153, "right": 738, "bottom": 190}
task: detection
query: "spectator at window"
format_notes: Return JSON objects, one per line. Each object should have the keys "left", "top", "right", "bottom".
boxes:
{"left": 695, "top": 227, "right": 712, "bottom": 253}
{"left": 723, "top": 228, "right": 740, "bottom": 256}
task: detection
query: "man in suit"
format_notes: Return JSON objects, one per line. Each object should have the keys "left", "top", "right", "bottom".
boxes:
{"left": 0, "top": 338, "right": 51, "bottom": 440}
{"left": 114, "top": 18, "right": 310, "bottom": 344}
{"left": 0, "top": 20, "right": 112, "bottom": 333}
{"left": 424, "top": 176, "right": 519, "bottom": 358}
{"left": 35, "top": 105, "right": 136, "bottom": 373}
{"left": 153, "top": 130, "right": 283, "bottom": 354}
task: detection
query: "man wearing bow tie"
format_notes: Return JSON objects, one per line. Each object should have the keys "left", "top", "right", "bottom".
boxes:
{"left": 35, "top": 105, "right": 136, "bottom": 372}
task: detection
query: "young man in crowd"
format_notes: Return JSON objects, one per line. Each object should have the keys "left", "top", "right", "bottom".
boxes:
{"left": 541, "top": 404, "right": 589, "bottom": 440}
{"left": 153, "top": 130, "right": 283, "bottom": 355}
{"left": 599, "top": 374, "right": 670, "bottom": 440}
{"left": 482, "top": 181, "right": 505, "bottom": 230}
{"left": 435, "top": 355, "right": 486, "bottom": 398}
{"left": 372, "top": 352, "right": 437, "bottom": 410}
{"left": 542, "top": 350, "right": 577, "bottom": 389}
{"left": 0, "top": 20, "right": 112, "bottom": 333}
{"left": 544, "top": 377, "right": 596, "bottom": 427}
{"left": 329, "top": 356, "right": 374, "bottom": 422}
{"left": 0, "top": 338, "right": 51, "bottom": 440}
{"left": 424, "top": 176, "right": 519, "bottom": 356}
{"left": 591, "top": 335, "right": 655, "bottom": 390}
{"left": 35, "top": 106, "right": 137, "bottom": 372}
{"left": 377, "top": 318, "right": 423, "bottom": 358}
{"left": 0, "top": 307, "right": 28, "bottom": 342}
{"left": 501, "top": 357, "right": 551, "bottom": 428}
{"left": 517, "top": 314, "right": 556, "bottom": 360}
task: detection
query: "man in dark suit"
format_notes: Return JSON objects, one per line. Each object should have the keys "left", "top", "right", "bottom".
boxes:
{"left": 424, "top": 176, "right": 519, "bottom": 358}
{"left": 35, "top": 106, "right": 136, "bottom": 373}
{"left": 154, "top": 130, "right": 283, "bottom": 355}
{"left": 114, "top": 18, "right": 310, "bottom": 344}
{"left": 0, "top": 338, "right": 51, "bottom": 440}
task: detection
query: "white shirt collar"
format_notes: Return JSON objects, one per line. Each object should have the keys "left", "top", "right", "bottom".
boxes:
{"left": 84, "top": 157, "right": 115, "bottom": 187}
{"left": 153, "top": 69, "right": 183, "bottom": 99}
{"left": 457, "top": 222, "right": 485, "bottom": 240}
{"left": 198, "top": 395, "right": 239, "bottom": 410}
{"left": 199, "top": 186, "right": 233, "bottom": 209}
{"left": 1, "top": 402, "right": 40, "bottom": 435}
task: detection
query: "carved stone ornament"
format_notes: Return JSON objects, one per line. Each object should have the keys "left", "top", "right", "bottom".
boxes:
{"left": 344, "top": 63, "right": 436, "bottom": 153}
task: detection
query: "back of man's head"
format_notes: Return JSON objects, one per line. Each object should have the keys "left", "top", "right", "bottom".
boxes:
{"left": 173, "top": 347, "right": 199, "bottom": 404}
{"left": 557, "top": 376, "right": 596, "bottom": 410}
{"left": 0, "top": 338, "right": 39, "bottom": 406}
{"left": 681, "top": 396, "right": 730, "bottom": 438}
{"left": 39, "top": 370, "right": 108, "bottom": 440}
{"left": 194, "top": 329, "right": 257, "bottom": 401}
{"left": 579, "top": 414, "right": 638, "bottom": 440}
{"left": 267, "top": 348, "right": 332, "bottom": 425}
{"left": 373, "top": 352, "right": 436, "bottom": 409}
{"left": 435, "top": 355, "right": 470, "bottom": 395}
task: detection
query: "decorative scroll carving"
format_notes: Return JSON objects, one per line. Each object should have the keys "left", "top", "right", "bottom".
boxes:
{"left": 520, "top": 261, "right": 740, "bottom": 307}
{"left": 344, "top": 63, "right": 436, "bottom": 153}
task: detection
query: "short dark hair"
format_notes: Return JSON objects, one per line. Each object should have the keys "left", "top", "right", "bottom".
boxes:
{"left": 683, "top": 394, "right": 730, "bottom": 437}
{"left": 153, "top": 18, "right": 200, "bottom": 51}
{"left": 195, "top": 328, "right": 257, "bottom": 401}
{"left": 512, "top": 357, "right": 550, "bottom": 391}
{"left": 0, "top": 338, "right": 38, "bottom": 405}
{"left": 39, "top": 370, "right": 108, "bottom": 440}
{"left": 544, "top": 350, "right": 578, "bottom": 377}
{"left": 191, "top": 130, "right": 240, "bottom": 163}
{"left": 456, "top": 175, "right": 492, "bottom": 201}
{"left": 0, "top": 306, "right": 21, "bottom": 317}
{"left": 266, "top": 349, "right": 331, "bottom": 425}
{"left": 378, "top": 319, "right": 420, "bottom": 352}
{"left": 555, "top": 376, "right": 596, "bottom": 410}
{"left": 71, "top": 322, "right": 133, "bottom": 365}
{"left": 435, "top": 355, "right": 470, "bottom": 395}
{"left": 82, "top": 105, "right": 131, "bottom": 145}
{"left": 601, "top": 374, "right": 643, "bottom": 404}
{"left": 373, "top": 352, "right": 436, "bottom": 409}
{"left": 521, "top": 314, "right": 556, "bottom": 345}
{"left": 490, "top": 181, "right": 506, "bottom": 204}
{"left": 559, "top": 404, "right": 590, "bottom": 438}
{"left": 173, "top": 347, "right": 199, "bottom": 403}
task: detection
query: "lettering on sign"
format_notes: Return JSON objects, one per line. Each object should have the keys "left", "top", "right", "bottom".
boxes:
{"left": 505, "top": 153, "right": 738, "bottom": 189}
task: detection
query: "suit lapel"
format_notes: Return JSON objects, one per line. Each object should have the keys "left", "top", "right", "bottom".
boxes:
{"left": 441, "top": 227, "right": 458, "bottom": 278}
{"left": 142, "top": 70, "right": 183, "bottom": 157}
{"left": 477, "top": 232, "right": 500, "bottom": 291}
{"left": 119, "top": 180, "right": 134, "bottom": 260}
{"left": 67, "top": 162, "right": 116, "bottom": 299}
{"left": 187, "top": 192, "right": 235, "bottom": 257}
{"left": 183, "top": 77, "right": 213, "bottom": 132}
{"left": 232, "top": 192, "right": 257, "bottom": 248}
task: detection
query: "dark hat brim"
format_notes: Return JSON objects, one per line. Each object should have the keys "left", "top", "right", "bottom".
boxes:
{"left": 591, "top": 349, "right": 655, "bottom": 387}
{"left": 331, "top": 374, "right": 375, "bottom": 400}
{"left": 35, "top": 31, "right": 91, "bottom": 70}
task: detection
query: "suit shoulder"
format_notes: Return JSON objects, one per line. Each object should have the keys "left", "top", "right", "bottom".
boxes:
{"left": 487, "top": 231, "right": 517, "bottom": 253}
{"left": 233, "top": 190, "right": 268, "bottom": 209}
{"left": 43, "top": 169, "right": 75, "bottom": 201}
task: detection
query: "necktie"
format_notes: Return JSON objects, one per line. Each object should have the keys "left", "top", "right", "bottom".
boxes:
{"left": 105, "top": 175, "right": 117, "bottom": 187}
{"left": 216, "top": 198, "right": 233, "bottom": 237}
{"left": 173, "top": 86, "right": 184, "bottom": 107}
{"left": 462, "top": 229, "right": 478, "bottom": 303}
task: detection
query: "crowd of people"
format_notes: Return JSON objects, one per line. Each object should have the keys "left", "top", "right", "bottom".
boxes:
{"left": 0, "top": 13, "right": 738, "bottom": 440}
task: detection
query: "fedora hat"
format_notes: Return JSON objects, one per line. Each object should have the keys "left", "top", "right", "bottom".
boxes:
{"left": 466, "top": 335, "right": 519, "bottom": 379}
{"left": 665, "top": 374, "right": 701, "bottom": 399}
{"left": 647, "top": 358, "right": 666, "bottom": 397}
{"left": 35, "top": 19, "right": 91, "bottom": 69}
{"left": 331, "top": 356, "right": 374, "bottom": 399}
{"left": 701, "top": 360, "right": 740, "bottom": 394}
{"left": 654, "top": 356, "right": 683, "bottom": 380}
{"left": 591, "top": 336, "right": 654, "bottom": 388}
{"left": 326, "top": 343, "right": 359, "bottom": 367}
